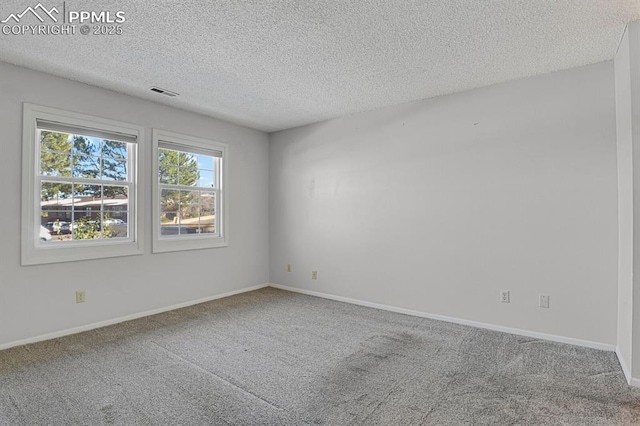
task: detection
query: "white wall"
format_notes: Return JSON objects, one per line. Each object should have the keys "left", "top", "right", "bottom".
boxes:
{"left": 270, "top": 61, "right": 619, "bottom": 346}
{"left": 630, "top": 21, "right": 640, "bottom": 384}
{"left": 615, "top": 24, "right": 634, "bottom": 381}
{"left": 615, "top": 20, "right": 640, "bottom": 384}
{"left": 0, "top": 62, "right": 270, "bottom": 347}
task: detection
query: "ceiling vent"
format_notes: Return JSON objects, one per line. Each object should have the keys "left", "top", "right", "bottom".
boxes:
{"left": 149, "top": 87, "right": 179, "bottom": 97}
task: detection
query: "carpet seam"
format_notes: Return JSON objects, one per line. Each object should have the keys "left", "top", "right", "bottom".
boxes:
{"left": 149, "top": 340, "right": 285, "bottom": 412}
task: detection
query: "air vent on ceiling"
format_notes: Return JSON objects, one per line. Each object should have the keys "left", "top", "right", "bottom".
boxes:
{"left": 149, "top": 87, "right": 179, "bottom": 97}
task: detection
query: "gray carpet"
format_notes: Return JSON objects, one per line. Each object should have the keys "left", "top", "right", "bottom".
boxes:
{"left": 1, "top": 288, "right": 639, "bottom": 425}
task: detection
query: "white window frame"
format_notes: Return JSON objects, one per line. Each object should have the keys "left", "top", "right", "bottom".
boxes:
{"left": 21, "top": 103, "right": 144, "bottom": 265}
{"left": 152, "top": 129, "right": 228, "bottom": 253}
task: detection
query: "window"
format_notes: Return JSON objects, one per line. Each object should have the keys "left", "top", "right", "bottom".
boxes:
{"left": 22, "top": 104, "right": 143, "bottom": 265}
{"left": 152, "top": 129, "right": 228, "bottom": 253}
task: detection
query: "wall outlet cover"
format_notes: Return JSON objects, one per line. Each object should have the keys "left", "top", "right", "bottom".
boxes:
{"left": 539, "top": 294, "right": 550, "bottom": 309}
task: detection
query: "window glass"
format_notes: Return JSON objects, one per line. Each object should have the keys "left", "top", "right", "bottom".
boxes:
{"left": 38, "top": 130, "right": 132, "bottom": 242}
{"left": 158, "top": 147, "right": 219, "bottom": 238}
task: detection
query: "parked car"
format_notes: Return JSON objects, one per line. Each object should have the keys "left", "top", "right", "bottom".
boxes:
{"left": 45, "top": 221, "right": 71, "bottom": 234}
{"left": 40, "top": 226, "right": 52, "bottom": 241}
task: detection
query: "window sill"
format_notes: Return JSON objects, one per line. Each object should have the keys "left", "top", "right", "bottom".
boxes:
{"left": 152, "top": 236, "right": 228, "bottom": 254}
{"left": 22, "top": 240, "right": 143, "bottom": 265}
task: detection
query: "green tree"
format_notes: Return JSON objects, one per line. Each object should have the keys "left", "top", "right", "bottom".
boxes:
{"left": 158, "top": 149, "right": 200, "bottom": 221}
{"left": 40, "top": 131, "right": 72, "bottom": 199}
{"left": 71, "top": 137, "right": 127, "bottom": 198}
{"left": 73, "top": 216, "right": 114, "bottom": 240}
{"left": 40, "top": 133, "right": 129, "bottom": 198}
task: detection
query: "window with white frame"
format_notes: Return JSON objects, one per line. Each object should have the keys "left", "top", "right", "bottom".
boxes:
{"left": 152, "top": 129, "right": 227, "bottom": 253}
{"left": 22, "top": 104, "right": 143, "bottom": 265}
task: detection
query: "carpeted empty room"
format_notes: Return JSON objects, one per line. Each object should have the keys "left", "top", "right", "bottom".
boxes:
{"left": 2, "top": 288, "right": 639, "bottom": 425}
{"left": 4, "top": 1, "right": 640, "bottom": 425}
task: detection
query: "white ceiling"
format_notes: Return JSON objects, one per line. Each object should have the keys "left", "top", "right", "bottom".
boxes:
{"left": 1, "top": 1, "right": 639, "bottom": 132}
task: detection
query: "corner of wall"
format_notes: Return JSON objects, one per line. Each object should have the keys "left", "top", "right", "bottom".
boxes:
{"left": 616, "top": 346, "right": 632, "bottom": 385}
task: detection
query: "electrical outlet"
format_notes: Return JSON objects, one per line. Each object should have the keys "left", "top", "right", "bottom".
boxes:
{"left": 286, "top": 264, "right": 292, "bottom": 272}
{"left": 76, "top": 290, "right": 85, "bottom": 304}
{"left": 500, "top": 290, "right": 510, "bottom": 303}
{"left": 539, "top": 294, "right": 550, "bottom": 309}
{"left": 311, "top": 271, "right": 318, "bottom": 280}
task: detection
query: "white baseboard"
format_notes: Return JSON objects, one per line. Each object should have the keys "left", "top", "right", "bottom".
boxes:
{"left": 269, "top": 283, "right": 616, "bottom": 352}
{"left": 0, "top": 283, "right": 270, "bottom": 351}
{"left": 616, "top": 346, "right": 632, "bottom": 385}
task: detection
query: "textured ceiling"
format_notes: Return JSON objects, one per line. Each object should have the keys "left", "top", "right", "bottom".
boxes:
{"left": 0, "top": 1, "right": 639, "bottom": 132}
